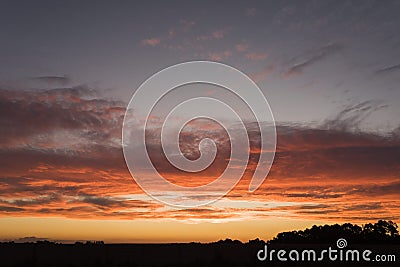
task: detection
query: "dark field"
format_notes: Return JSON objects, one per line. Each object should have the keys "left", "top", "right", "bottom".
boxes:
{"left": 0, "top": 242, "right": 398, "bottom": 267}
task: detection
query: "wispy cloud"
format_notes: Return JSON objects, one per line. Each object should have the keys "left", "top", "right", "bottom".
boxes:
{"left": 322, "top": 100, "right": 388, "bottom": 131}
{"left": 375, "top": 63, "right": 400, "bottom": 75}
{"left": 284, "top": 43, "right": 342, "bottom": 77}
{"left": 30, "top": 75, "right": 71, "bottom": 86}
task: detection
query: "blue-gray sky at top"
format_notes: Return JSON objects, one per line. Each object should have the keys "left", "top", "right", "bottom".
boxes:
{"left": 1, "top": 0, "right": 399, "bottom": 130}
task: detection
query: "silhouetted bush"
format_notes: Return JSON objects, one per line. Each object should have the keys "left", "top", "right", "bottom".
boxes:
{"left": 269, "top": 220, "right": 399, "bottom": 244}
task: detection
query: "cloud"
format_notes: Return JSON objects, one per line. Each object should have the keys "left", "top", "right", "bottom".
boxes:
{"left": 375, "top": 63, "right": 400, "bottom": 75}
{"left": 0, "top": 86, "right": 124, "bottom": 148}
{"left": 284, "top": 43, "right": 342, "bottom": 77}
{"left": 0, "top": 87, "right": 398, "bottom": 222}
{"left": 234, "top": 42, "right": 269, "bottom": 63}
{"left": 141, "top": 38, "right": 161, "bottom": 47}
{"left": 249, "top": 65, "right": 274, "bottom": 82}
{"left": 208, "top": 50, "right": 232, "bottom": 61}
{"left": 145, "top": 20, "right": 196, "bottom": 47}
{"left": 0, "top": 206, "right": 24, "bottom": 212}
{"left": 13, "top": 236, "right": 49, "bottom": 243}
{"left": 322, "top": 100, "right": 388, "bottom": 131}
{"left": 30, "top": 75, "right": 71, "bottom": 86}
{"left": 139, "top": 22, "right": 228, "bottom": 52}
{"left": 9, "top": 193, "right": 62, "bottom": 207}
{"left": 197, "top": 29, "right": 228, "bottom": 41}
{"left": 246, "top": 52, "right": 268, "bottom": 61}
{"left": 211, "top": 30, "right": 226, "bottom": 39}
{"left": 235, "top": 42, "right": 249, "bottom": 52}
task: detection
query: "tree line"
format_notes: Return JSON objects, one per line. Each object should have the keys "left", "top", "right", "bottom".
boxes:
{"left": 268, "top": 220, "right": 399, "bottom": 244}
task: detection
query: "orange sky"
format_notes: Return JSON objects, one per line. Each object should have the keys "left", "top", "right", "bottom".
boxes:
{"left": 0, "top": 88, "right": 399, "bottom": 243}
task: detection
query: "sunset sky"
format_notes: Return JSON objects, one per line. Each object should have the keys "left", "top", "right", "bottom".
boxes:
{"left": 1, "top": 0, "right": 400, "bottom": 243}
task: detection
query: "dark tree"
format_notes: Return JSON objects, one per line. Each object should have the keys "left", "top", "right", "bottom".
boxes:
{"left": 269, "top": 220, "right": 399, "bottom": 244}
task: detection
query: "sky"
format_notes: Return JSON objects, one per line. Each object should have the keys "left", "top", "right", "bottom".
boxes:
{"left": 0, "top": 0, "right": 400, "bottom": 243}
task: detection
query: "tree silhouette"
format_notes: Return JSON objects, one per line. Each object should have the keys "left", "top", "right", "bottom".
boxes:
{"left": 269, "top": 220, "right": 399, "bottom": 244}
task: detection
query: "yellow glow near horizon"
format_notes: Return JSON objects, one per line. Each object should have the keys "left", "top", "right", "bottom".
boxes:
{"left": 0, "top": 217, "right": 325, "bottom": 243}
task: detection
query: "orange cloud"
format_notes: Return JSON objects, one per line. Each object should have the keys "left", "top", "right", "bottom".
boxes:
{"left": 249, "top": 65, "right": 274, "bottom": 82}
{"left": 235, "top": 42, "right": 249, "bottom": 52}
{"left": 142, "top": 38, "right": 161, "bottom": 47}
{"left": 246, "top": 52, "right": 268, "bottom": 61}
{"left": 0, "top": 88, "right": 399, "bottom": 224}
{"left": 208, "top": 50, "right": 232, "bottom": 61}
{"left": 211, "top": 30, "right": 226, "bottom": 39}
{"left": 197, "top": 29, "right": 228, "bottom": 41}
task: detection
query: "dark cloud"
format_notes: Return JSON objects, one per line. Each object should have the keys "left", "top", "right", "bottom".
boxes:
{"left": 299, "top": 204, "right": 330, "bottom": 210}
{"left": 284, "top": 192, "right": 343, "bottom": 199}
{"left": 322, "top": 100, "right": 388, "bottom": 131}
{"left": 80, "top": 196, "right": 121, "bottom": 207}
{"left": 349, "top": 181, "right": 400, "bottom": 197}
{"left": 284, "top": 43, "right": 342, "bottom": 76}
{"left": 342, "top": 203, "right": 383, "bottom": 211}
{"left": 251, "top": 199, "right": 397, "bottom": 221}
{"left": 11, "top": 194, "right": 61, "bottom": 207}
{"left": 0, "top": 206, "right": 24, "bottom": 212}
{"left": 260, "top": 182, "right": 400, "bottom": 201}
{"left": 13, "top": 236, "right": 48, "bottom": 243}
{"left": 0, "top": 86, "right": 125, "bottom": 147}
{"left": 30, "top": 75, "right": 71, "bottom": 86}
{"left": 375, "top": 64, "right": 400, "bottom": 75}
